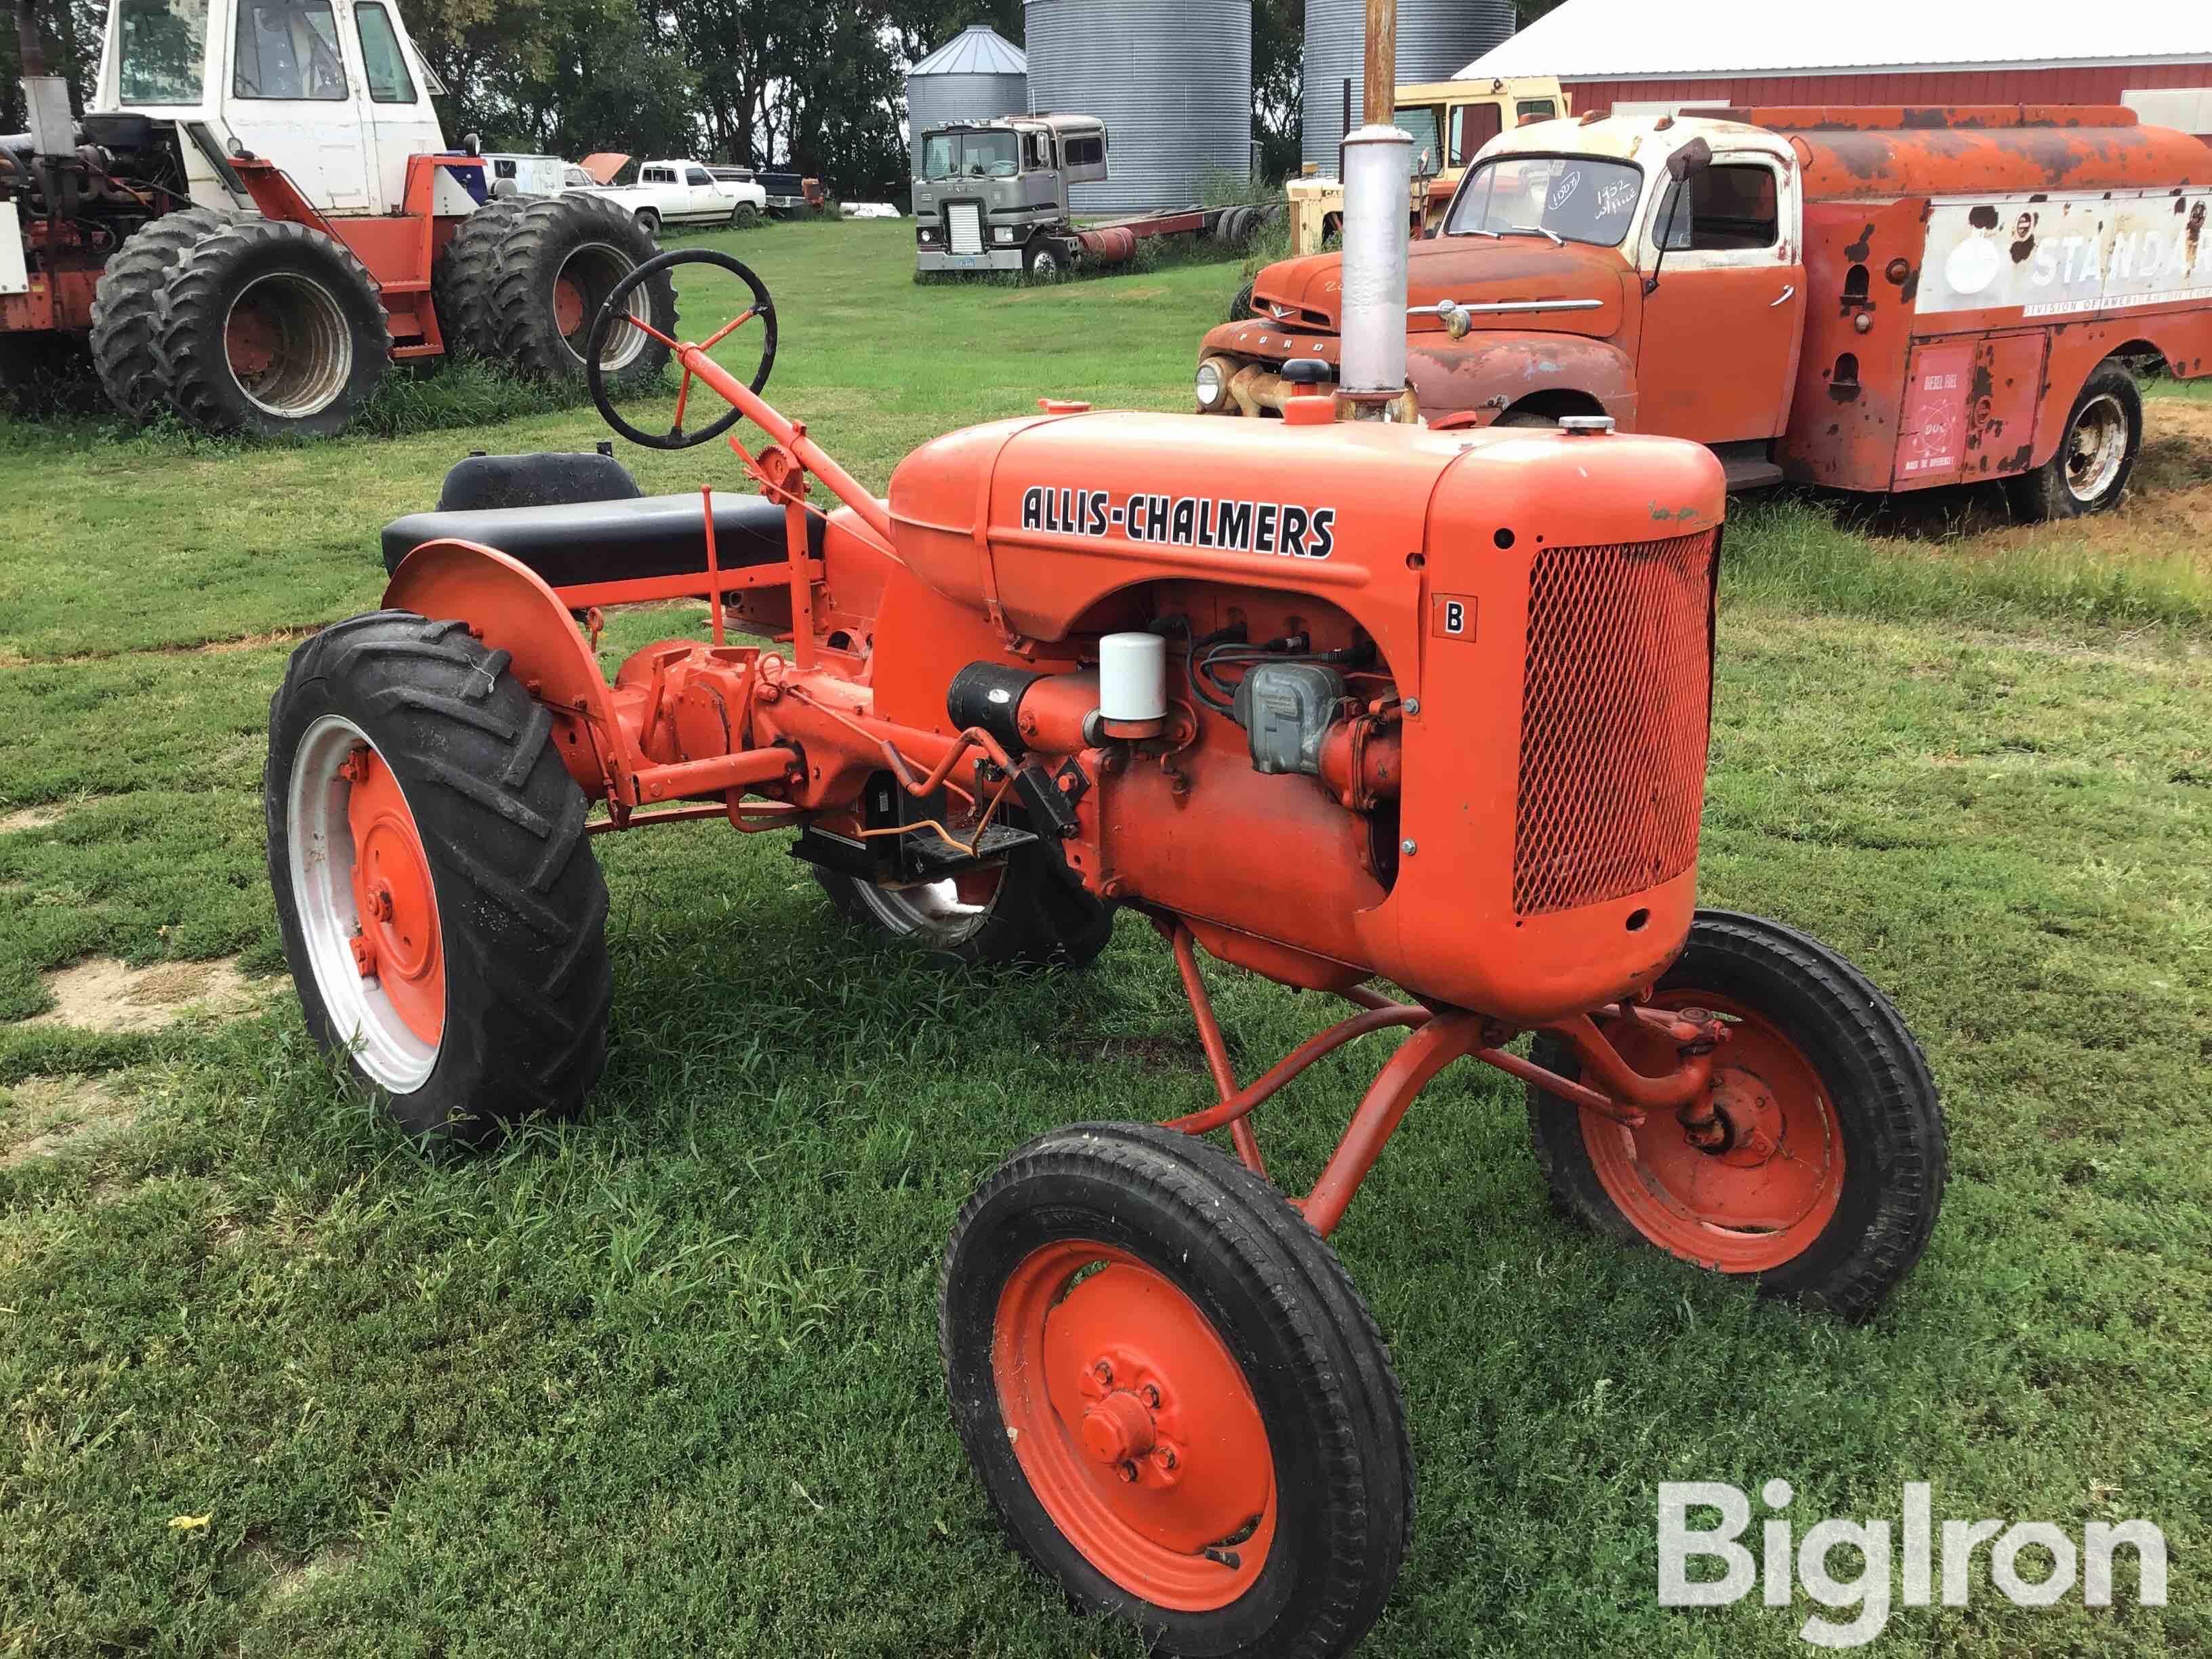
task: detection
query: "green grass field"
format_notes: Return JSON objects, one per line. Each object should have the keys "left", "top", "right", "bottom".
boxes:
{"left": 2, "top": 218, "right": 2208, "bottom": 1656}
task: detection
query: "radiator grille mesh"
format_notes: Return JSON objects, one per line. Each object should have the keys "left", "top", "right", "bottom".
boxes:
{"left": 948, "top": 202, "right": 983, "bottom": 255}
{"left": 1513, "top": 529, "right": 1717, "bottom": 918}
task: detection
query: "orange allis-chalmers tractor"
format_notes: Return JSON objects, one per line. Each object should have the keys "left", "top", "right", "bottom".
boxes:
{"left": 266, "top": 237, "right": 1947, "bottom": 1656}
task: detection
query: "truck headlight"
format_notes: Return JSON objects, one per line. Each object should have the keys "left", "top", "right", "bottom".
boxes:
{"left": 1195, "top": 360, "right": 1225, "bottom": 409}
{"left": 994, "top": 226, "right": 1014, "bottom": 245}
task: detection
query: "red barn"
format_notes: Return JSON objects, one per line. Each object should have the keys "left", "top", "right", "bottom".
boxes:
{"left": 1458, "top": 0, "right": 2212, "bottom": 138}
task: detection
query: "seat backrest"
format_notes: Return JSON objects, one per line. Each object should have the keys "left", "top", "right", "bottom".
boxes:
{"left": 436, "top": 449, "right": 643, "bottom": 513}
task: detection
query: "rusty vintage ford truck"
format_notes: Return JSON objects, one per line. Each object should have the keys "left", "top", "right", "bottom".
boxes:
{"left": 1195, "top": 105, "right": 2212, "bottom": 517}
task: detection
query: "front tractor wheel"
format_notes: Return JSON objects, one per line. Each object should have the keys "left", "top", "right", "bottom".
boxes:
{"left": 267, "top": 613, "right": 611, "bottom": 1147}
{"left": 941, "top": 1123, "right": 1412, "bottom": 1659}
{"left": 1525, "top": 911, "right": 1946, "bottom": 1319}
{"left": 152, "top": 218, "right": 391, "bottom": 437}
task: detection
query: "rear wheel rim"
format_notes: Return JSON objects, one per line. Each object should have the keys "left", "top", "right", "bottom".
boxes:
{"left": 2064, "top": 392, "right": 2129, "bottom": 504}
{"left": 994, "top": 1241, "right": 1276, "bottom": 1611}
{"left": 288, "top": 715, "right": 444, "bottom": 1090}
{"left": 853, "top": 865, "right": 1004, "bottom": 941}
{"left": 1578, "top": 991, "right": 1845, "bottom": 1272}
{"left": 554, "top": 241, "right": 648, "bottom": 371}
{"left": 224, "top": 270, "right": 352, "bottom": 418}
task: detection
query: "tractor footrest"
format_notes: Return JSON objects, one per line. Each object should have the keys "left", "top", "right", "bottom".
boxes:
{"left": 907, "top": 819, "right": 1040, "bottom": 874}
{"left": 789, "top": 821, "right": 1039, "bottom": 882}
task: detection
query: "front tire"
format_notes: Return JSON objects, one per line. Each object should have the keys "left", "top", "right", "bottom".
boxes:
{"left": 1023, "top": 240, "right": 1067, "bottom": 282}
{"left": 730, "top": 201, "right": 762, "bottom": 229}
{"left": 942, "top": 1122, "right": 1412, "bottom": 1659}
{"left": 814, "top": 844, "right": 1113, "bottom": 969}
{"left": 2006, "top": 361, "right": 2141, "bottom": 520}
{"left": 151, "top": 218, "right": 389, "bottom": 437}
{"left": 267, "top": 612, "right": 611, "bottom": 1147}
{"left": 1525, "top": 911, "right": 1946, "bottom": 1319}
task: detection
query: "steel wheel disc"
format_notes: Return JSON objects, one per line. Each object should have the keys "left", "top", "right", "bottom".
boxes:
{"left": 1578, "top": 991, "right": 1845, "bottom": 1272}
{"left": 994, "top": 1241, "right": 1276, "bottom": 1611}
{"left": 853, "top": 866, "right": 1004, "bottom": 940}
{"left": 223, "top": 270, "right": 352, "bottom": 418}
{"left": 287, "top": 714, "right": 444, "bottom": 1090}
{"left": 2064, "top": 392, "right": 2129, "bottom": 504}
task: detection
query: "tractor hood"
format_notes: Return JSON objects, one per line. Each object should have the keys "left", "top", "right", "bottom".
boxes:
{"left": 1249, "top": 237, "right": 1628, "bottom": 340}
{"left": 577, "top": 152, "right": 630, "bottom": 185}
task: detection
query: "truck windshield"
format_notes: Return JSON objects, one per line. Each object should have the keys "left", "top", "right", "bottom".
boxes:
{"left": 922, "top": 131, "right": 1020, "bottom": 180}
{"left": 1447, "top": 154, "right": 1643, "bottom": 247}
{"left": 117, "top": 0, "right": 209, "bottom": 104}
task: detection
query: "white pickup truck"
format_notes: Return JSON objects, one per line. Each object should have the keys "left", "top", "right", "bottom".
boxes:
{"left": 568, "top": 154, "right": 767, "bottom": 234}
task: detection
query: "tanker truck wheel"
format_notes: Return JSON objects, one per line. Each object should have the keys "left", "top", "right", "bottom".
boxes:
{"left": 941, "top": 1122, "right": 1412, "bottom": 1659}
{"left": 429, "top": 195, "right": 531, "bottom": 359}
{"left": 1023, "top": 240, "right": 1069, "bottom": 282}
{"left": 485, "top": 194, "right": 674, "bottom": 390}
{"left": 2006, "top": 361, "right": 2142, "bottom": 520}
{"left": 266, "top": 612, "right": 611, "bottom": 1149}
{"left": 152, "top": 219, "right": 390, "bottom": 437}
{"left": 1524, "top": 911, "right": 1947, "bottom": 1320}
{"left": 815, "top": 846, "right": 1113, "bottom": 969}
{"left": 87, "top": 206, "right": 233, "bottom": 421}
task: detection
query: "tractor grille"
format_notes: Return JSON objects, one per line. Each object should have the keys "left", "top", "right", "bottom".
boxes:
{"left": 948, "top": 203, "right": 983, "bottom": 255}
{"left": 1513, "top": 529, "right": 1717, "bottom": 918}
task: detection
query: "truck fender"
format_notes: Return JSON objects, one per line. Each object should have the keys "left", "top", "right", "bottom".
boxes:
{"left": 1407, "top": 332, "right": 1638, "bottom": 429}
{"left": 384, "top": 539, "right": 628, "bottom": 800}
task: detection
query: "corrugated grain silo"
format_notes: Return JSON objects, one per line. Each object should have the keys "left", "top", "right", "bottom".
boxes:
{"left": 1023, "top": 0, "right": 1252, "bottom": 213}
{"left": 906, "top": 25, "right": 1029, "bottom": 180}
{"left": 1301, "top": 0, "right": 1515, "bottom": 171}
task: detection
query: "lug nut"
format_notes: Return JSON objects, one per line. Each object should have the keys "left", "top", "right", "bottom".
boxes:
{"left": 1118, "top": 1461, "right": 1139, "bottom": 1483}
{"left": 1141, "top": 1384, "right": 1160, "bottom": 1408}
{"left": 1092, "top": 1360, "right": 1113, "bottom": 1385}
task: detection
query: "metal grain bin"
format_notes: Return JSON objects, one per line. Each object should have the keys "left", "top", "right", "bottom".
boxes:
{"left": 1024, "top": 0, "right": 1252, "bottom": 213}
{"left": 1301, "top": 0, "right": 1513, "bottom": 171}
{"left": 906, "top": 25, "right": 1029, "bottom": 180}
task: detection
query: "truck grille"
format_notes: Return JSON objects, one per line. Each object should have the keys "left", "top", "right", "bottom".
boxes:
{"left": 948, "top": 203, "right": 983, "bottom": 255}
{"left": 1513, "top": 529, "right": 1717, "bottom": 918}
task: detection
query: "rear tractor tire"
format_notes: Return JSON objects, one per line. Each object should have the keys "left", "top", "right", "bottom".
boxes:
{"left": 88, "top": 205, "right": 233, "bottom": 421}
{"left": 815, "top": 842, "right": 1114, "bottom": 970}
{"left": 429, "top": 194, "right": 531, "bottom": 360}
{"left": 485, "top": 194, "right": 673, "bottom": 391}
{"left": 941, "top": 1122, "right": 1412, "bottom": 1659}
{"left": 266, "top": 611, "right": 611, "bottom": 1148}
{"left": 1524, "top": 910, "right": 1947, "bottom": 1319}
{"left": 152, "top": 218, "right": 390, "bottom": 437}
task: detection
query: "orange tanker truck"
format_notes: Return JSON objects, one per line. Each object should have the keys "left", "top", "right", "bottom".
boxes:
{"left": 1195, "top": 105, "right": 2212, "bottom": 518}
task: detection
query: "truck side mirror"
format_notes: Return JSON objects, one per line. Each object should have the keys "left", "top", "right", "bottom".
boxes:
{"left": 1665, "top": 136, "right": 1712, "bottom": 183}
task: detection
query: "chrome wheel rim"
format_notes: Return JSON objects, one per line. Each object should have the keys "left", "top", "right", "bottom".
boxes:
{"left": 854, "top": 874, "right": 998, "bottom": 941}
{"left": 2064, "top": 392, "right": 2129, "bottom": 504}
{"left": 224, "top": 270, "right": 352, "bottom": 418}
{"left": 287, "top": 714, "right": 441, "bottom": 1092}
{"left": 555, "top": 241, "right": 649, "bottom": 371}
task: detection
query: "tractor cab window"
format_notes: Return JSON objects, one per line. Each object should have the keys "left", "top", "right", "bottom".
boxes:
{"left": 232, "top": 0, "right": 346, "bottom": 100}
{"left": 353, "top": 2, "right": 416, "bottom": 104}
{"left": 1648, "top": 161, "right": 1780, "bottom": 253}
{"left": 1446, "top": 154, "right": 1643, "bottom": 247}
{"left": 117, "top": 0, "right": 209, "bottom": 104}
{"left": 1395, "top": 104, "right": 1443, "bottom": 175}
{"left": 1450, "top": 103, "right": 1502, "bottom": 165}
{"left": 923, "top": 130, "right": 1020, "bottom": 180}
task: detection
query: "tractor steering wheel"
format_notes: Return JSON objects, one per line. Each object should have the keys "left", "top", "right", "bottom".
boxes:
{"left": 586, "top": 247, "right": 777, "bottom": 451}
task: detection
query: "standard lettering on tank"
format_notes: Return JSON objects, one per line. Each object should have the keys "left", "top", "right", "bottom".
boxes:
{"left": 1018, "top": 485, "right": 1338, "bottom": 559}
{"left": 1919, "top": 187, "right": 2212, "bottom": 317}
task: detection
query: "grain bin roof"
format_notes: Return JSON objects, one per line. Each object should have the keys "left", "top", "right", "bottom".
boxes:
{"left": 1459, "top": 0, "right": 2212, "bottom": 81}
{"left": 911, "top": 24, "right": 1027, "bottom": 77}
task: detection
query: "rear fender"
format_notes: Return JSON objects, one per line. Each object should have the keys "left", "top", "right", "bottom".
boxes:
{"left": 384, "top": 539, "right": 630, "bottom": 800}
{"left": 1408, "top": 331, "right": 1638, "bottom": 428}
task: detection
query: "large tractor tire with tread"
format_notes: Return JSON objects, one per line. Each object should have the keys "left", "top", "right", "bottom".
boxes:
{"left": 266, "top": 611, "right": 611, "bottom": 1149}
{"left": 429, "top": 195, "right": 531, "bottom": 360}
{"left": 152, "top": 218, "right": 390, "bottom": 437}
{"left": 88, "top": 206, "right": 233, "bottom": 421}
{"left": 942, "top": 1121, "right": 1413, "bottom": 1659}
{"left": 815, "top": 844, "right": 1113, "bottom": 969}
{"left": 2005, "top": 360, "right": 2142, "bottom": 520}
{"left": 485, "top": 194, "right": 673, "bottom": 390}
{"left": 1525, "top": 910, "right": 1946, "bottom": 1319}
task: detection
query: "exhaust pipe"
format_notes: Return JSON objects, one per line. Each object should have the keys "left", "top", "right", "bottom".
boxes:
{"left": 1338, "top": 123, "right": 1412, "bottom": 410}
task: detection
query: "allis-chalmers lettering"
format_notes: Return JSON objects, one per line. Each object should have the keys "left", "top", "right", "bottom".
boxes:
{"left": 1020, "top": 483, "right": 1338, "bottom": 558}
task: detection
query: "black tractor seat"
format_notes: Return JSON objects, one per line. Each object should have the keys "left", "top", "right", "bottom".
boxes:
{"left": 380, "top": 451, "right": 824, "bottom": 587}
